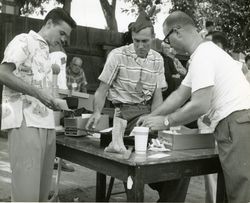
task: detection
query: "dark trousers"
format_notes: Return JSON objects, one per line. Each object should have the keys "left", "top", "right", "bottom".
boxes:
{"left": 149, "top": 178, "right": 190, "bottom": 202}
{"left": 117, "top": 103, "right": 190, "bottom": 202}
{"left": 215, "top": 109, "right": 250, "bottom": 203}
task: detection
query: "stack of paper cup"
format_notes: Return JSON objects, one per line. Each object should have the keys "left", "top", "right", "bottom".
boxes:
{"left": 133, "top": 127, "right": 149, "bottom": 154}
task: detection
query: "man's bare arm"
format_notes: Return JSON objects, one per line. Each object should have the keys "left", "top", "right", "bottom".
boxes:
{"left": 168, "top": 86, "right": 213, "bottom": 126}
{"left": 86, "top": 82, "right": 110, "bottom": 129}
{"left": 150, "top": 88, "right": 163, "bottom": 111}
{"left": 151, "top": 84, "right": 191, "bottom": 116}
{"left": 93, "top": 82, "right": 110, "bottom": 114}
{"left": 0, "top": 63, "right": 58, "bottom": 109}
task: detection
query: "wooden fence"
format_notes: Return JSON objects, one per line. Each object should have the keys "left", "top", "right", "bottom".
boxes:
{"left": 0, "top": 13, "right": 126, "bottom": 93}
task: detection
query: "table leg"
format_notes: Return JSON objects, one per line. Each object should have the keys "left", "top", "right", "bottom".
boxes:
{"left": 216, "top": 172, "right": 228, "bottom": 203}
{"left": 126, "top": 168, "right": 144, "bottom": 202}
{"left": 96, "top": 172, "right": 106, "bottom": 202}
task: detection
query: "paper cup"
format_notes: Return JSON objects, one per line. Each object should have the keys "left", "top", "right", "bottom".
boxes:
{"left": 54, "top": 111, "right": 62, "bottom": 127}
{"left": 133, "top": 127, "right": 149, "bottom": 154}
{"left": 81, "top": 114, "right": 92, "bottom": 119}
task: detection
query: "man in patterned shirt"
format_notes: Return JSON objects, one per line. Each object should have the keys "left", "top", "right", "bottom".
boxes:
{"left": 0, "top": 8, "right": 76, "bottom": 201}
{"left": 86, "top": 10, "right": 190, "bottom": 202}
{"left": 66, "top": 56, "right": 88, "bottom": 93}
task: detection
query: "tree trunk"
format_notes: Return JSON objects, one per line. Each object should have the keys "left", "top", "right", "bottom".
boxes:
{"left": 99, "top": 0, "right": 118, "bottom": 31}
{"left": 63, "top": 0, "right": 71, "bottom": 13}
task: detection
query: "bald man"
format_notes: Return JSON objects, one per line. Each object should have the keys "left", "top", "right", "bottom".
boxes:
{"left": 66, "top": 57, "right": 88, "bottom": 93}
{"left": 138, "top": 11, "right": 250, "bottom": 203}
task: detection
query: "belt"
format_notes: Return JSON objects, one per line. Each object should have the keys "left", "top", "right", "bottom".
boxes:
{"left": 112, "top": 102, "right": 150, "bottom": 108}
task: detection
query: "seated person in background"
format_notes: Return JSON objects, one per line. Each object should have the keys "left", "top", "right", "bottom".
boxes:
{"left": 66, "top": 56, "right": 88, "bottom": 93}
{"left": 86, "top": 9, "right": 190, "bottom": 203}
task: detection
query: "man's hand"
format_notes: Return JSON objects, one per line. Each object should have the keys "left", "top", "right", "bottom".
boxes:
{"left": 85, "top": 112, "right": 101, "bottom": 129}
{"left": 36, "top": 90, "right": 60, "bottom": 111}
{"left": 141, "top": 115, "right": 167, "bottom": 131}
{"left": 136, "top": 114, "right": 151, "bottom": 126}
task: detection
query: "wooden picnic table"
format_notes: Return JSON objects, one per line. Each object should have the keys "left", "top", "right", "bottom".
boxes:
{"left": 56, "top": 133, "right": 226, "bottom": 202}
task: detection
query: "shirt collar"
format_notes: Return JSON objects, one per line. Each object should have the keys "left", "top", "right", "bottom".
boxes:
{"left": 126, "top": 44, "right": 154, "bottom": 61}
{"left": 67, "top": 67, "right": 83, "bottom": 76}
{"left": 29, "top": 30, "right": 48, "bottom": 45}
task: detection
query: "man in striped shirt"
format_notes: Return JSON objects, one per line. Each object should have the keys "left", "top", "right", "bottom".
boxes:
{"left": 86, "top": 10, "right": 190, "bottom": 203}
{"left": 86, "top": 10, "right": 166, "bottom": 133}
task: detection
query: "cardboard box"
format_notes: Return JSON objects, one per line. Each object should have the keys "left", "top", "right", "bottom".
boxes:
{"left": 64, "top": 115, "right": 109, "bottom": 136}
{"left": 158, "top": 130, "right": 215, "bottom": 150}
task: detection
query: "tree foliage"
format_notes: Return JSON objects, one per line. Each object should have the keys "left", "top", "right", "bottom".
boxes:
{"left": 10, "top": 0, "right": 250, "bottom": 52}
{"left": 121, "top": 0, "right": 164, "bottom": 24}
{"left": 15, "top": 0, "right": 48, "bottom": 15}
{"left": 170, "top": 0, "right": 250, "bottom": 53}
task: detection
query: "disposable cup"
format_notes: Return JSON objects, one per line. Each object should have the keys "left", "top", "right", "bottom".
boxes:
{"left": 133, "top": 127, "right": 149, "bottom": 154}
{"left": 54, "top": 111, "right": 62, "bottom": 127}
{"left": 81, "top": 114, "right": 92, "bottom": 119}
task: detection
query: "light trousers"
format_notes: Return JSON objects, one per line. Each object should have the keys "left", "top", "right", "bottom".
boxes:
{"left": 8, "top": 120, "right": 56, "bottom": 202}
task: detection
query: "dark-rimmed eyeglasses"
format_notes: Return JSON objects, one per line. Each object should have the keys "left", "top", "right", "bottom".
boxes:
{"left": 163, "top": 29, "right": 174, "bottom": 44}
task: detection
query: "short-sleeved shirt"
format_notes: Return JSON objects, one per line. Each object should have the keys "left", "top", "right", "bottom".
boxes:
{"left": 66, "top": 68, "right": 88, "bottom": 92}
{"left": 1, "top": 30, "right": 55, "bottom": 130}
{"left": 98, "top": 44, "right": 166, "bottom": 104}
{"left": 182, "top": 41, "right": 250, "bottom": 127}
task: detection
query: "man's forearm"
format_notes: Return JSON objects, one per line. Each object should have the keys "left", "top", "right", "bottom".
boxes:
{"left": 168, "top": 87, "right": 213, "bottom": 127}
{"left": 93, "top": 89, "right": 107, "bottom": 114}
{"left": 168, "top": 101, "right": 205, "bottom": 127}
{"left": 151, "top": 88, "right": 163, "bottom": 111}
{"left": 151, "top": 86, "right": 190, "bottom": 116}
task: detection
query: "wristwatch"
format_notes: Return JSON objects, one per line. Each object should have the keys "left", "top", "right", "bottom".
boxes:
{"left": 164, "top": 116, "right": 170, "bottom": 129}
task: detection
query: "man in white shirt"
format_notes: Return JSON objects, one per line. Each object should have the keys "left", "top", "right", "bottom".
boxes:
{"left": 138, "top": 11, "right": 250, "bottom": 203}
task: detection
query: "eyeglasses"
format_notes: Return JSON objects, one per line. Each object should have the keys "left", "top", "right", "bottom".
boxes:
{"left": 163, "top": 29, "right": 174, "bottom": 44}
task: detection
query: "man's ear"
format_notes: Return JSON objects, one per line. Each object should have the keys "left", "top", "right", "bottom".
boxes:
{"left": 45, "top": 19, "right": 53, "bottom": 28}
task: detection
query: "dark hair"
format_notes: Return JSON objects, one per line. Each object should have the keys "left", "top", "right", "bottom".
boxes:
{"left": 205, "top": 21, "right": 214, "bottom": 28}
{"left": 122, "top": 22, "right": 134, "bottom": 45}
{"left": 207, "top": 31, "right": 227, "bottom": 49}
{"left": 245, "top": 54, "right": 250, "bottom": 63}
{"left": 44, "top": 7, "right": 77, "bottom": 29}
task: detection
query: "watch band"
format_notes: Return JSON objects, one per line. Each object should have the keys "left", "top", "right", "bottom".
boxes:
{"left": 164, "top": 116, "right": 170, "bottom": 129}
